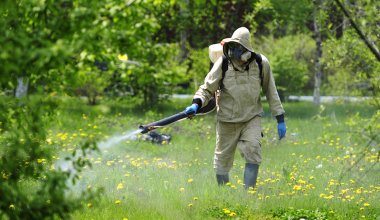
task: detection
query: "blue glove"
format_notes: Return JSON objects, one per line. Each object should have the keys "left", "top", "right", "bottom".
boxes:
{"left": 185, "top": 103, "right": 199, "bottom": 116}
{"left": 278, "top": 122, "right": 286, "bottom": 140}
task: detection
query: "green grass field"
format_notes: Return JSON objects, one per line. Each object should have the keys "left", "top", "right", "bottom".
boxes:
{"left": 46, "top": 98, "right": 379, "bottom": 219}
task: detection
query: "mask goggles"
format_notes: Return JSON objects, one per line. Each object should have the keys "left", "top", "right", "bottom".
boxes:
{"left": 226, "top": 42, "right": 247, "bottom": 61}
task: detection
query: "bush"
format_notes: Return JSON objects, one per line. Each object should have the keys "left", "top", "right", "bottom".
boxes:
{"left": 0, "top": 96, "right": 99, "bottom": 219}
{"left": 255, "top": 34, "right": 314, "bottom": 98}
{"left": 186, "top": 47, "right": 210, "bottom": 93}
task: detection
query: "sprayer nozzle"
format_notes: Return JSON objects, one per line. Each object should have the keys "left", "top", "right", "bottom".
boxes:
{"left": 139, "top": 125, "right": 150, "bottom": 134}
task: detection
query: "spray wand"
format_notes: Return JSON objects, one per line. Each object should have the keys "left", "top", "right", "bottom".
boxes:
{"left": 139, "top": 98, "right": 216, "bottom": 134}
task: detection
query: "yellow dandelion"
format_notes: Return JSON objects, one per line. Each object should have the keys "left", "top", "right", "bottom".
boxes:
{"left": 117, "top": 183, "right": 124, "bottom": 190}
{"left": 9, "top": 204, "right": 15, "bottom": 209}
{"left": 363, "top": 203, "right": 370, "bottom": 207}
{"left": 37, "top": 158, "right": 46, "bottom": 164}
{"left": 293, "top": 185, "right": 302, "bottom": 191}
{"left": 123, "top": 218, "right": 128, "bottom": 220}
{"left": 188, "top": 178, "right": 193, "bottom": 183}
{"left": 46, "top": 138, "right": 52, "bottom": 144}
{"left": 87, "top": 203, "right": 92, "bottom": 208}
{"left": 229, "top": 212, "right": 237, "bottom": 217}
{"left": 188, "top": 203, "right": 193, "bottom": 207}
{"left": 298, "top": 179, "right": 306, "bottom": 184}
{"left": 193, "top": 197, "right": 198, "bottom": 200}
{"left": 223, "top": 209, "right": 231, "bottom": 214}
{"left": 179, "top": 187, "right": 185, "bottom": 192}
{"left": 115, "top": 200, "right": 121, "bottom": 204}
{"left": 118, "top": 54, "right": 128, "bottom": 61}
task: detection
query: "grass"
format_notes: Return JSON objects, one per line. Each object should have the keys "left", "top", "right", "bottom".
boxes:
{"left": 37, "top": 97, "right": 380, "bottom": 219}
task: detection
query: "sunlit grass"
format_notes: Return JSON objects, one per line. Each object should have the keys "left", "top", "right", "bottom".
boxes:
{"left": 40, "top": 98, "right": 379, "bottom": 219}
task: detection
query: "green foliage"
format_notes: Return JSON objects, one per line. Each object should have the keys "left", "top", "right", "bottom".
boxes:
{"left": 257, "top": 34, "right": 313, "bottom": 96}
{"left": 323, "top": 30, "right": 380, "bottom": 97}
{"left": 2, "top": 0, "right": 377, "bottom": 105}
{"left": 0, "top": 0, "right": 77, "bottom": 90}
{"left": 187, "top": 48, "right": 210, "bottom": 92}
{"left": 272, "top": 208, "right": 332, "bottom": 220}
{"left": 321, "top": 0, "right": 379, "bottom": 98}
{"left": 118, "top": 43, "right": 188, "bottom": 108}
{"left": 339, "top": 109, "right": 380, "bottom": 181}
{"left": 69, "top": 51, "right": 115, "bottom": 105}
{"left": 245, "top": 0, "right": 313, "bottom": 37}
{"left": 0, "top": 96, "right": 99, "bottom": 219}
{"left": 204, "top": 203, "right": 249, "bottom": 219}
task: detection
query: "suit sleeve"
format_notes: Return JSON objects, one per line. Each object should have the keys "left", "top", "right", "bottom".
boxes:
{"left": 193, "top": 57, "right": 223, "bottom": 107}
{"left": 261, "top": 55, "right": 285, "bottom": 117}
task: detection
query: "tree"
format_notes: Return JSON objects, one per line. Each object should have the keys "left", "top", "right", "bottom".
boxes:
{"left": 322, "top": 0, "right": 379, "bottom": 99}
{"left": 334, "top": 0, "right": 380, "bottom": 61}
{"left": 0, "top": 0, "right": 77, "bottom": 96}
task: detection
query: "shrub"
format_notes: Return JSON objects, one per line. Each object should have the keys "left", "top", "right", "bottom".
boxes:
{"left": 0, "top": 96, "right": 99, "bottom": 219}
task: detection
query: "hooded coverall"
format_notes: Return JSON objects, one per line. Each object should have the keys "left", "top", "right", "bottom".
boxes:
{"left": 192, "top": 27, "right": 285, "bottom": 176}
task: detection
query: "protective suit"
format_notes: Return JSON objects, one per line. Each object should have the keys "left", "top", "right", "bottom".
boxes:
{"left": 190, "top": 27, "right": 285, "bottom": 189}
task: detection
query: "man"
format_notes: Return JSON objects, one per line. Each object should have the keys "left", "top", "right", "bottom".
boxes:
{"left": 184, "top": 27, "right": 286, "bottom": 189}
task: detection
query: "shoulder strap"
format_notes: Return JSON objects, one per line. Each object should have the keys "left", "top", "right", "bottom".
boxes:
{"left": 219, "top": 53, "right": 263, "bottom": 90}
{"left": 246, "top": 52, "right": 263, "bottom": 86}
{"left": 253, "top": 52, "right": 263, "bottom": 87}
{"left": 220, "top": 55, "right": 228, "bottom": 90}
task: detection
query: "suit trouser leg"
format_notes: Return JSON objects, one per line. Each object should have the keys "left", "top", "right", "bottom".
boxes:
{"left": 214, "top": 117, "right": 262, "bottom": 187}
{"left": 213, "top": 121, "right": 241, "bottom": 176}
{"left": 238, "top": 116, "right": 262, "bottom": 189}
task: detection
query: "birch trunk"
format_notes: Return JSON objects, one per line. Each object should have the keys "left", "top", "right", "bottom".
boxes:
{"left": 179, "top": 0, "right": 189, "bottom": 63}
{"left": 313, "top": 0, "right": 323, "bottom": 106}
{"left": 15, "top": 77, "right": 29, "bottom": 98}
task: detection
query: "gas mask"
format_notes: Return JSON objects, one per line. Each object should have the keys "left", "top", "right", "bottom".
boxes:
{"left": 225, "top": 42, "right": 251, "bottom": 68}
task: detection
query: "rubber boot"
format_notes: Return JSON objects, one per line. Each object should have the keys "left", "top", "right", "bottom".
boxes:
{"left": 216, "top": 174, "right": 230, "bottom": 185}
{"left": 244, "top": 163, "right": 259, "bottom": 190}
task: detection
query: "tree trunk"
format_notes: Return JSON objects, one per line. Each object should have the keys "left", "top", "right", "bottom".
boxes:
{"left": 15, "top": 77, "right": 29, "bottom": 98}
{"left": 313, "top": 0, "right": 323, "bottom": 106}
{"left": 179, "top": 0, "right": 189, "bottom": 63}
